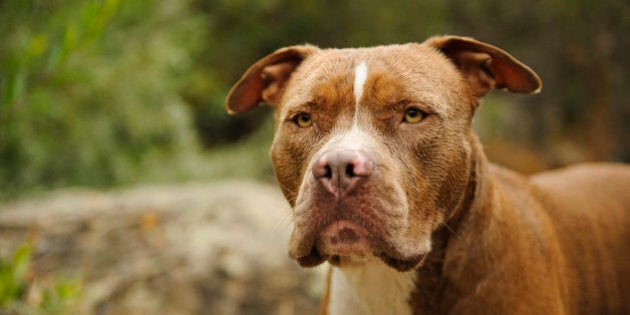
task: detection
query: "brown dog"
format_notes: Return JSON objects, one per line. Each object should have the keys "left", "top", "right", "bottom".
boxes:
{"left": 225, "top": 36, "right": 630, "bottom": 315}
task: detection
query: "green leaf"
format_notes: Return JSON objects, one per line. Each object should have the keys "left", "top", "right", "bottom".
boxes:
{"left": 11, "top": 243, "right": 32, "bottom": 288}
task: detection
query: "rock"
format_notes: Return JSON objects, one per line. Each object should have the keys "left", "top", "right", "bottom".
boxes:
{"left": 0, "top": 180, "right": 325, "bottom": 315}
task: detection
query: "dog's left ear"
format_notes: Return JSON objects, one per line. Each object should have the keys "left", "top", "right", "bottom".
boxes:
{"left": 226, "top": 45, "right": 319, "bottom": 115}
{"left": 426, "top": 36, "right": 542, "bottom": 98}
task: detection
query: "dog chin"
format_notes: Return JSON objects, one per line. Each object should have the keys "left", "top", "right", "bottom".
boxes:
{"left": 290, "top": 222, "right": 432, "bottom": 271}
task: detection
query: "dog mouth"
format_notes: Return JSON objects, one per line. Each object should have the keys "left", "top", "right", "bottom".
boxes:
{"left": 318, "top": 220, "right": 373, "bottom": 257}
{"left": 290, "top": 219, "right": 428, "bottom": 271}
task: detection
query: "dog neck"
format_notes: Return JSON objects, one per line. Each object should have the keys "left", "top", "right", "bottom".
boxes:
{"left": 407, "top": 135, "right": 495, "bottom": 313}
{"left": 446, "top": 134, "right": 486, "bottom": 230}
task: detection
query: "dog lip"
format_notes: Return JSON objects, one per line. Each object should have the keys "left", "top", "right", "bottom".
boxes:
{"left": 376, "top": 252, "right": 428, "bottom": 271}
{"left": 289, "top": 219, "right": 373, "bottom": 267}
{"left": 321, "top": 220, "right": 370, "bottom": 239}
{"left": 295, "top": 247, "right": 328, "bottom": 268}
{"left": 317, "top": 220, "right": 373, "bottom": 257}
{"left": 334, "top": 227, "right": 360, "bottom": 244}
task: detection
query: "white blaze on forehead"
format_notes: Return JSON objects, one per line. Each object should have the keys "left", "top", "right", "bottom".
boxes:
{"left": 323, "top": 61, "right": 370, "bottom": 152}
{"left": 353, "top": 62, "right": 368, "bottom": 127}
{"left": 353, "top": 62, "right": 368, "bottom": 103}
{"left": 308, "top": 61, "right": 373, "bottom": 168}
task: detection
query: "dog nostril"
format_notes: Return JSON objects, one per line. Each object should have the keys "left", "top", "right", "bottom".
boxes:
{"left": 345, "top": 164, "right": 355, "bottom": 177}
{"left": 324, "top": 165, "right": 332, "bottom": 178}
{"left": 313, "top": 160, "right": 333, "bottom": 179}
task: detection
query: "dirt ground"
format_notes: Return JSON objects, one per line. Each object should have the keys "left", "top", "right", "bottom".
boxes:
{"left": 0, "top": 180, "right": 325, "bottom": 315}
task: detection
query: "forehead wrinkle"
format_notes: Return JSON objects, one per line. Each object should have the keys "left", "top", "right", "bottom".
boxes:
{"left": 363, "top": 69, "right": 408, "bottom": 106}
{"left": 279, "top": 55, "right": 353, "bottom": 117}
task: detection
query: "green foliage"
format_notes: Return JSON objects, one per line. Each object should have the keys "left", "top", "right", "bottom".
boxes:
{"left": 0, "top": 0, "right": 207, "bottom": 197}
{"left": 0, "top": 243, "right": 32, "bottom": 305}
{"left": 0, "top": 242, "right": 81, "bottom": 314}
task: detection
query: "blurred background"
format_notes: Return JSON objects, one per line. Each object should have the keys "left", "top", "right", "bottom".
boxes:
{"left": 0, "top": 0, "right": 627, "bottom": 314}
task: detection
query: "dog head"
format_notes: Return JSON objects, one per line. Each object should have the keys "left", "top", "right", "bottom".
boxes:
{"left": 226, "top": 36, "right": 541, "bottom": 271}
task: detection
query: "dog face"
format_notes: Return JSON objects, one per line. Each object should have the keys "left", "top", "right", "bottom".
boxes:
{"left": 226, "top": 36, "right": 541, "bottom": 271}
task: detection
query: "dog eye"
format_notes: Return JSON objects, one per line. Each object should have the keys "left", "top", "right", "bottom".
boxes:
{"left": 403, "top": 108, "right": 424, "bottom": 124}
{"left": 293, "top": 113, "right": 313, "bottom": 128}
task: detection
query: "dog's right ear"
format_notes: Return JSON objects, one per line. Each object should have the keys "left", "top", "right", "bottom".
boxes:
{"left": 226, "top": 45, "right": 318, "bottom": 115}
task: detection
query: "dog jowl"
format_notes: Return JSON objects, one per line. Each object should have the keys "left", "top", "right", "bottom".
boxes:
{"left": 225, "top": 36, "right": 630, "bottom": 315}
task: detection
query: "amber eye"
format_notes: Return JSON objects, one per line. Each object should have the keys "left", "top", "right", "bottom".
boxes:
{"left": 294, "top": 113, "right": 313, "bottom": 127}
{"left": 403, "top": 108, "right": 424, "bottom": 124}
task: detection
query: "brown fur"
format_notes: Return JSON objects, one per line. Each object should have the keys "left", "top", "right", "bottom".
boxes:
{"left": 226, "top": 36, "right": 630, "bottom": 314}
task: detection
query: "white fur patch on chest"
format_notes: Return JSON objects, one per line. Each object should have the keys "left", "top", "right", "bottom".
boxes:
{"left": 328, "top": 259, "right": 417, "bottom": 315}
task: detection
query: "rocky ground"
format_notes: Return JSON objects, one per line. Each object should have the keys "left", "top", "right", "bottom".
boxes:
{"left": 0, "top": 180, "right": 325, "bottom": 315}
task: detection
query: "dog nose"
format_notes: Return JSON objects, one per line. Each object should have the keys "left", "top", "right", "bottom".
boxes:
{"left": 312, "top": 149, "right": 374, "bottom": 195}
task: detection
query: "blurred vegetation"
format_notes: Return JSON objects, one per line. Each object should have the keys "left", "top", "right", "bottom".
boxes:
{"left": 0, "top": 242, "right": 81, "bottom": 314}
{"left": 0, "top": 0, "right": 208, "bottom": 197}
{"left": 0, "top": 0, "right": 628, "bottom": 197}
